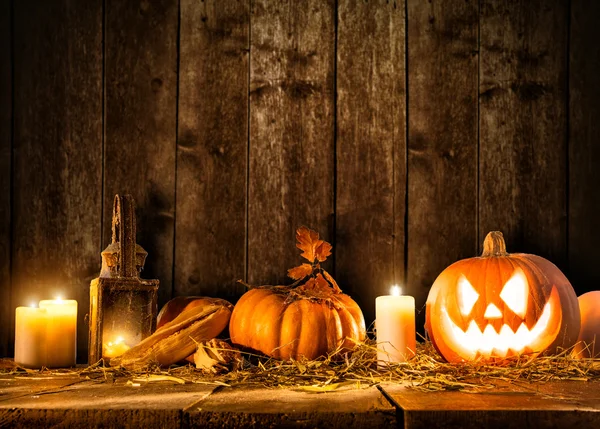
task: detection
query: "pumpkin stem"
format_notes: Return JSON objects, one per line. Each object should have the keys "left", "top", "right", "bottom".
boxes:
{"left": 481, "top": 231, "right": 508, "bottom": 257}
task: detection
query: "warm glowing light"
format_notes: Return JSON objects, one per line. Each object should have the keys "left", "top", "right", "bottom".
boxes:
{"left": 457, "top": 276, "right": 479, "bottom": 316}
{"left": 54, "top": 296, "right": 64, "bottom": 303}
{"left": 103, "top": 335, "right": 130, "bottom": 359}
{"left": 29, "top": 303, "right": 37, "bottom": 308}
{"left": 484, "top": 303, "right": 503, "bottom": 319}
{"left": 500, "top": 269, "right": 529, "bottom": 317}
{"left": 442, "top": 299, "right": 553, "bottom": 359}
{"left": 390, "top": 285, "right": 402, "bottom": 296}
{"left": 106, "top": 336, "right": 125, "bottom": 347}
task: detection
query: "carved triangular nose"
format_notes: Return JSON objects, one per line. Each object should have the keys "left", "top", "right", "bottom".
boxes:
{"left": 484, "top": 303, "right": 502, "bottom": 318}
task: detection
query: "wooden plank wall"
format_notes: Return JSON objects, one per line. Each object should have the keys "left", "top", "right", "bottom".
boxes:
{"left": 1, "top": 0, "right": 599, "bottom": 358}
{"left": 11, "top": 0, "right": 103, "bottom": 361}
{"left": 0, "top": 0, "right": 11, "bottom": 358}
{"left": 175, "top": 0, "right": 249, "bottom": 301}
{"left": 569, "top": 0, "right": 600, "bottom": 294}
{"left": 104, "top": 0, "right": 178, "bottom": 307}
{"left": 247, "top": 0, "right": 335, "bottom": 285}
{"left": 479, "top": 0, "right": 569, "bottom": 265}
{"left": 337, "top": 0, "right": 405, "bottom": 331}
{"left": 407, "top": 0, "right": 478, "bottom": 329}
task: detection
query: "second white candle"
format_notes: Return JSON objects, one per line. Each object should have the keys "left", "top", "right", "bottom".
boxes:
{"left": 39, "top": 299, "right": 78, "bottom": 368}
{"left": 376, "top": 286, "right": 416, "bottom": 364}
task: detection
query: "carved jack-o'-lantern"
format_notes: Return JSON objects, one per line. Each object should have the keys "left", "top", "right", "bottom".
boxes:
{"left": 425, "top": 231, "right": 580, "bottom": 362}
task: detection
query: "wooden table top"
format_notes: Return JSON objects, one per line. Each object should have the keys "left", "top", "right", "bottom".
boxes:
{"left": 382, "top": 380, "right": 600, "bottom": 429}
{"left": 0, "top": 375, "right": 599, "bottom": 428}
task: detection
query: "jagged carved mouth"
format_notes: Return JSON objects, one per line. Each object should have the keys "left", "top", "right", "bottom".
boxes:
{"left": 440, "top": 300, "right": 553, "bottom": 359}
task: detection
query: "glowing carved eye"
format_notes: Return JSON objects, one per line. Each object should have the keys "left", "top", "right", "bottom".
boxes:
{"left": 500, "top": 268, "right": 529, "bottom": 318}
{"left": 457, "top": 275, "right": 479, "bottom": 316}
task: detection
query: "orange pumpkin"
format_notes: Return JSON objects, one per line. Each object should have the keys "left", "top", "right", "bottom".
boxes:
{"left": 425, "top": 231, "right": 580, "bottom": 363}
{"left": 157, "top": 296, "right": 233, "bottom": 331}
{"left": 230, "top": 227, "right": 366, "bottom": 360}
{"left": 572, "top": 291, "right": 600, "bottom": 358}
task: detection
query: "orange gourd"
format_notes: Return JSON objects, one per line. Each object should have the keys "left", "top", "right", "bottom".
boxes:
{"left": 425, "top": 231, "right": 580, "bottom": 363}
{"left": 230, "top": 227, "right": 366, "bottom": 360}
{"left": 157, "top": 296, "right": 233, "bottom": 331}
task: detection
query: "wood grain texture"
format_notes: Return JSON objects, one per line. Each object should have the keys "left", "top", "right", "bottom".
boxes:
{"left": 569, "top": 0, "right": 600, "bottom": 294}
{"left": 12, "top": 0, "right": 102, "bottom": 361}
{"left": 382, "top": 381, "right": 600, "bottom": 429}
{"left": 104, "top": 0, "right": 178, "bottom": 307}
{"left": 0, "top": 378, "right": 393, "bottom": 428}
{"left": 189, "top": 386, "right": 395, "bottom": 428}
{"left": 407, "top": 0, "right": 479, "bottom": 330}
{"left": 0, "top": 376, "right": 217, "bottom": 429}
{"left": 175, "top": 0, "right": 249, "bottom": 300}
{"left": 0, "top": 0, "right": 10, "bottom": 358}
{"left": 247, "top": 0, "right": 335, "bottom": 285}
{"left": 479, "top": 0, "right": 568, "bottom": 268}
{"left": 336, "top": 0, "right": 406, "bottom": 329}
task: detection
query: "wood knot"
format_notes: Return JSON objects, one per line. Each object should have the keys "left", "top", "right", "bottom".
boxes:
{"left": 151, "top": 78, "right": 163, "bottom": 92}
{"left": 511, "top": 81, "right": 548, "bottom": 101}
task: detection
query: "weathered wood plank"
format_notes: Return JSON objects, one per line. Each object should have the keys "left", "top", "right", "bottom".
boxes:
{"left": 104, "top": 0, "right": 178, "bottom": 307}
{"left": 247, "top": 0, "right": 335, "bottom": 285}
{"left": 407, "top": 0, "right": 479, "bottom": 330}
{"left": 336, "top": 0, "right": 406, "bottom": 329}
{"left": 0, "top": 0, "right": 11, "bottom": 358}
{"left": 1, "top": 409, "right": 181, "bottom": 429}
{"left": 175, "top": 0, "right": 249, "bottom": 300}
{"left": 5, "top": 377, "right": 600, "bottom": 429}
{"left": 382, "top": 381, "right": 600, "bottom": 429}
{"left": 569, "top": 0, "right": 600, "bottom": 295}
{"left": 0, "top": 375, "right": 84, "bottom": 401}
{"left": 0, "top": 376, "right": 216, "bottom": 429}
{"left": 12, "top": 0, "right": 103, "bottom": 362}
{"left": 479, "top": 0, "right": 569, "bottom": 268}
{"left": 187, "top": 386, "right": 396, "bottom": 428}
{"left": 0, "top": 377, "right": 394, "bottom": 429}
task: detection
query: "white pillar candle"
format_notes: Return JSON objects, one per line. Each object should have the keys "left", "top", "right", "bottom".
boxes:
{"left": 14, "top": 306, "right": 48, "bottom": 368}
{"left": 376, "top": 285, "right": 416, "bottom": 364}
{"left": 39, "top": 299, "right": 78, "bottom": 367}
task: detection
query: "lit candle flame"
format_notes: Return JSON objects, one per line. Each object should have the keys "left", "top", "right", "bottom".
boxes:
{"left": 391, "top": 285, "right": 402, "bottom": 296}
{"left": 29, "top": 303, "right": 37, "bottom": 308}
{"left": 107, "top": 337, "right": 124, "bottom": 347}
{"left": 103, "top": 335, "right": 131, "bottom": 359}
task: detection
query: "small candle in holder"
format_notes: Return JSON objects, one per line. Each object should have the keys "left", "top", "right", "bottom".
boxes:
{"left": 103, "top": 336, "right": 131, "bottom": 359}
{"left": 14, "top": 305, "right": 48, "bottom": 368}
{"left": 39, "top": 298, "right": 78, "bottom": 368}
{"left": 376, "top": 285, "right": 416, "bottom": 364}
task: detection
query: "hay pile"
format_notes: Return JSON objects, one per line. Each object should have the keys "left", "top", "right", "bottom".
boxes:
{"left": 3, "top": 339, "right": 599, "bottom": 393}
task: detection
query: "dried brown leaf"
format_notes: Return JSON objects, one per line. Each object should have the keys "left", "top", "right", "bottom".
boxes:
{"left": 295, "top": 226, "right": 330, "bottom": 263}
{"left": 303, "top": 277, "right": 317, "bottom": 290}
{"left": 315, "top": 273, "right": 330, "bottom": 290}
{"left": 287, "top": 263, "right": 313, "bottom": 280}
{"left": 194, "top": 339, "right": 241, "bottom": 374}
{"left": 315, "top": 241, "right": 332, "bottom": 262}
{"left": 296, "top": 274, "right": 334, "bottom": 299}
